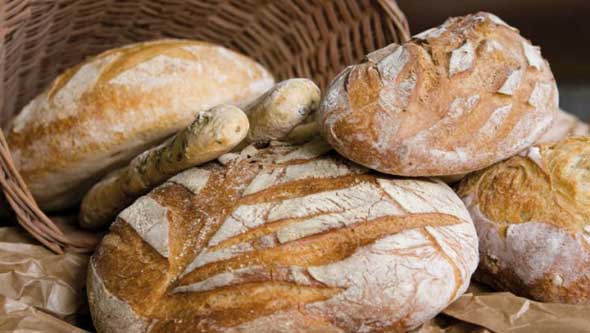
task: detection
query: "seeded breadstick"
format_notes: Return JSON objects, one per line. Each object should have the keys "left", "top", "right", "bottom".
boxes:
{"left": 79, "top": 105, "right": 249, "bottom": 229}
{"left": 245, "top": 78, "right": 320, "bottom": 144}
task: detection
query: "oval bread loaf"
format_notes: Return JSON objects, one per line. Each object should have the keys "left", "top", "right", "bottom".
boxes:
{"left": 318, "top": 12, "right": 558, "bottom": 176}
{"left": 6, "top": 39, "right": 274, "bottom": 211}
{"left": 457, "top": 136, "right": 590, "bottom": 303}
{"left": 88, "top": 140, "right": 478, "bottom": 333}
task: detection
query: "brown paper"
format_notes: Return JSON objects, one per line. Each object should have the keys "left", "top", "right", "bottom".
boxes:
{"left": 442, "top": 285, "right": 590, "bottom": 333}
{"left": 0, "top": 294, "right": 88, "bottom": 333}
{"left": 0, "top": 227, "right": 89, "bottom": 325}
{"left": 412, "top": 315, "right": 491, "bottom": 333}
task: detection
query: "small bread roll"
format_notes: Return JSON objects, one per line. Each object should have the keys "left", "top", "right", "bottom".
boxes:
{"left": 245, "top": 78, "right": 321, "bottom": 144}
{"left": 318, "top": 12, "right": 557, "bottom": 176}
{"left": 88, "top": 140, "right": 478, "bottom": 333}
{"left": 536, "top": 109, "right": 588, "bottom": 144}
{"left": 6, "top": 39, "right": 274, "bottom": 211}
{"left": 457, "top": 136, "right": 590, "bottom": 303}
{"left": 79, "top": 105, "right": 248, "bottom": 229}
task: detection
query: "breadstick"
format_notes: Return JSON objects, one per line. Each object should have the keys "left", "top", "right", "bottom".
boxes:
{"left": 79, "top": 105, "right": 249, "bottom": 229}
{"left": 245, "top": 78, "right": 320, "bottom": 144}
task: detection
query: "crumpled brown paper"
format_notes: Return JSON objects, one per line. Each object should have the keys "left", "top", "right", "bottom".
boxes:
{"left": 412, "top": 282, "right": 590, "bottom": 333}
{"left": 0, "top": 226, "right": 90, "bottom": 331}
{"left": 441, "top": 283, "right": 590, "bottom": 333}
{"left": 0, "top": 295, "right": 87, "bottom": 332}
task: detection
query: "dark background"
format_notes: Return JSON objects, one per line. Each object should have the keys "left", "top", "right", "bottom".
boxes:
{"left": 397, "top": 0, "right": 590, "bottom": 121}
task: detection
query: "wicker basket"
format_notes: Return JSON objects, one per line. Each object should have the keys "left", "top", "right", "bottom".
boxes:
{"left": 0, "top": 0, "right": 410, "bottom": 253}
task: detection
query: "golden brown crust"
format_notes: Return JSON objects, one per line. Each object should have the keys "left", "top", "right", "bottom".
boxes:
{"left": 458, "top": 136, "right": 590, "bottom": 303}
{"left": 458, "top": 136, "right": 590, "bottom": 232}
{"left": 89, "top": 141, "right": 479, "bottom": 332}
{"left": 318, "top": 12, "right": 557, "bottom": 176}
{"left": 6, "top": 39, "right": 274, "bottom": 210}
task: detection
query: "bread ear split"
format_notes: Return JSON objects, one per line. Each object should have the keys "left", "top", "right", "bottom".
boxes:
{"left": 79, "top": 105, "right": 249, "bottom": 229}
{"left": 240, "top": 78, "right": 321, "bottom": 147}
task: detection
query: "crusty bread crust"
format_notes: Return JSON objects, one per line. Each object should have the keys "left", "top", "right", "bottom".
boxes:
{"left": 6, "top": 39, "right": 274, "bottom": 210}
{"left": 536, "top": 109, "right": 589, "bottom": 145}
{"left": 318, "top": 12, "right": 557, "bottom": 176}
{"left": 458, "top": 136, "right": 590, "bottom": 303}
{"left": 88, "top": 140, "right": 478, "bottom": 332}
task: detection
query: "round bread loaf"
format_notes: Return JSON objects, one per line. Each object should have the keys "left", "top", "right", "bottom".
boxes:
{"left": 318, "top": 12, "right": 557, "bottom": 176}
{"left": 88, "top": 140, "right": 478, "bottom": 333}
{"left": 5, "top": 39, "right": 274, "bottom": 211}
{"left": 457, "top": 136, "right": 590, "bottom": 303}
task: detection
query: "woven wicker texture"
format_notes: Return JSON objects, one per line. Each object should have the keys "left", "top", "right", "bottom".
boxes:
{"left": 0, "top": 0, "right": 410, "bottom": 253}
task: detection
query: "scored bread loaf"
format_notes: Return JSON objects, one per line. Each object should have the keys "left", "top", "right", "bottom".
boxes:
{"left": 318, "top": 12, "right": 557, "bottom": 176}
{"left": 88, "top": 140, "right": 478, "bottom": 333}
{"left": 457, "top": 136, "right": 590, "bottom": 303}
{"left": 5, "top": 39, "right": 274, "bottom": 211}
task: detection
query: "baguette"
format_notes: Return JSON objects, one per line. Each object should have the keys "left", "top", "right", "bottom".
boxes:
{"left": 244, "top": 78, "right": 321, "bottom": 145}
{"left": 79, "top": 105, "right": 248, "bottom": 229}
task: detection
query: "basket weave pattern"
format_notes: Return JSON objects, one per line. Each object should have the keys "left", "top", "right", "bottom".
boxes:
{"left": 0, "top": 0, "right": 410, "bottom": 253}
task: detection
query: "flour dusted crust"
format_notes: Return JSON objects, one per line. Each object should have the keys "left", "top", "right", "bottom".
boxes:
{"left": 6, "top": 39, "right": 274, "bottom": 210}
{"left": 88, "top": 140, "right": 478, "bottom": 332}
{"left": 318, "top": 12, "right": 557, "bottom": 176}
{"left": 536, "top": 109, "right": 588, "bottom": 145}
{"left": 458, "top": 137, "right": 590, "bottom": 303}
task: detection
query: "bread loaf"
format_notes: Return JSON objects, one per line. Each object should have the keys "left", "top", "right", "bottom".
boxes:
{"left": 536, "top": 109, "right": 588, "bottom": 144}
{"left": 6, "top": 39, "right": 274, "bottom": 211}
{"left": 88, "top": 140, "right": 478, "bottom": 332}
{"left": 318, "top": 12, "right": 557, "bottom": 176}
{"left": 457, "top": 136, "right": 590, "bottom": 303}
{"left": 79, "top": 105, "right": 249, "bottom": 229}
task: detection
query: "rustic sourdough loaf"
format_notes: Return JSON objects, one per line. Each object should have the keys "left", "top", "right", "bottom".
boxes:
{"left": 5, "top": 39, "right": 274, "bottom": 211}
{"left": 318, "top": 12, "right": 557, "bottom": 176}
{"left": 458, "top": 136, "right": 590, "bottom": 303}
{"left": 88, "top": 140, "right": 478, "bottom": 333}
